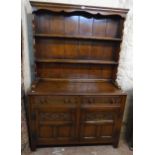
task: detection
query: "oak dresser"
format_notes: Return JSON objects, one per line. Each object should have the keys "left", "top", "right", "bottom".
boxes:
{"left": 27, "top": 1, "right": 129, "bottom": 151}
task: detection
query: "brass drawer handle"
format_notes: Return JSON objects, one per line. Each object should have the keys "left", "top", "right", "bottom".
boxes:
{"left": 111, "top": 98, "right": 115, "bottom": 104}
{"left": 88, "top": 99, "right": 91, "bottom": 104}
{"left": 111, "top": 98, "right": 119, "bottom": 104}
{"left": 40, "top": 99, "right": 45, "bottom": 104}
{"left": 87, "top": 98, "right": 95, "bottom": 104}
{"left": 64, "top": 98, "right": 78, "bottom": 104}
{"left": 64, "top": 99, "right": 71, "bottom": 104}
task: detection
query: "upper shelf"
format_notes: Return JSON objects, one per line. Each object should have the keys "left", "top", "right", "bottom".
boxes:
{"left": 34, "top": 33, "right": 122, "bottom": 42}
{"left": 35, "top": 58, "right": 118, "bottom": 65}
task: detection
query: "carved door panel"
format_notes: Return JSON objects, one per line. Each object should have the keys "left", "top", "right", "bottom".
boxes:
{"left": 36, "top": 106, "right": 77, "bottom": 145}
{"left": 80, "top": 105, "right": 119, "bottom": 143}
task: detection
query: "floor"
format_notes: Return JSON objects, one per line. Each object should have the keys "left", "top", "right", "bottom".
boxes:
{"left": 22, "top": 140, "right": 132, "bottom": 155}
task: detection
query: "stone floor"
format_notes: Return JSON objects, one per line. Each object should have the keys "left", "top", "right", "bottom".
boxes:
{"left": 22, "top": 140, "right": 132, "bottom": 155}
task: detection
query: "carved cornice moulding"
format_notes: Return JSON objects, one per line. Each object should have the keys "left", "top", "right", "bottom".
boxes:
{"left": 30, "top": 1, "right": 129, "bottom": 18}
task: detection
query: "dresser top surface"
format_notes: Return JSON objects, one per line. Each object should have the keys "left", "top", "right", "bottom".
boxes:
{"left": 28, "top": 80, "right": 125, "bottom": 96}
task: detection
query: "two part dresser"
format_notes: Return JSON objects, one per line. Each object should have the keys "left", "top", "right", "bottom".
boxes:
{"left": 27, "top": 1, "right": 129, "bottom": 151}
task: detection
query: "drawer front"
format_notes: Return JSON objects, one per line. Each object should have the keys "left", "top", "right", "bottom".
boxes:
{"left": 82, "top": 96, "right": 122, "bottom": 105}
{"left": 34, "top": 96, "right": 80, "bottom": 106}
{"left": 33, "top": 96, "right": 121, "bottom": 106}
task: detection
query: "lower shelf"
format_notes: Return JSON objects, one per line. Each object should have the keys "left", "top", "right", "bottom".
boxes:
{"left": 29, "top": 79, "right": 125, "bottom": 95}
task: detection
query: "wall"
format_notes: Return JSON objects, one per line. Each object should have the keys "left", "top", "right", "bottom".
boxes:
{"left": 22, "top": 0, "right": 34, "bottom": 93}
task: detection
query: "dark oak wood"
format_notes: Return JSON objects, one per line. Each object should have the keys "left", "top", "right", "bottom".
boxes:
{"left": 35, "top": 38, "right": 120, "bottom": 62}
{"left": 35, "top": 58, "right": 118, "bottom": 65}
{"left": 34, "top": 33, "right": 122, "bottom": 41}
{"left": 28, "top": 80, "right": 125, "bottom": 95}
{"left": 30, "top": 1, "right": 129, "bottom": 18}
{"left": 27, "top": 1, "right": 128, "bottom": 151}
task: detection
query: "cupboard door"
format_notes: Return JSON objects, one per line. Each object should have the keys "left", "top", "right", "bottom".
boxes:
{"left": 80, "top": 105, "right": 119, "bottom": 143}
{"left": 36, "top": 105, "right": 77, "bottom": 145}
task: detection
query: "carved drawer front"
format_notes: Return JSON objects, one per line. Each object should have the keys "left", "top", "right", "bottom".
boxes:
{"left": 37, "top": 107, "right": 77, "bottom": 144}
{"left": 82, "top": 96, "right": 122, "bottom": 105}
{"left": 34, "top": 96, "right": 79, "bottom": 106}
{"left": 80, "top": 106, "right": 118, "bottom": 142}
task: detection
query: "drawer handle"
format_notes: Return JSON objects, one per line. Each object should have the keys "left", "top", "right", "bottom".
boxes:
{"left": 40, "top": 99, "right": 44, "bottom": 104}
{"left": 88, "top": 99, "right": 91, "bottom": 104}
{"left": 64, "top": 99, "right": 67, "bottom": 103}
{"left": 64, "top": 98, "right": 78, "bottom": 103}
{"left": 111, "top": 98, "right": 115, "bottom": 104}
{"left": 40, "top": 98, "right": 48, "bottom": 104}
{"left": 88, "top": 98, "right": 95, "bottom": 104}
{"left": 64, "top": 99, "right": 71, "bottom": 103}
{"left": 111, "top": 98, "right": 119, "bottom": 104}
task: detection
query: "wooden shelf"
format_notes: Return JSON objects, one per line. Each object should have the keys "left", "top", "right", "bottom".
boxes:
{"left": 28, "top": 80, "right": 124, "bottom": 95}
{"left": 35, "top": 58, "right": 118, "bottom": 65}
{"left": 34, "top": 33, "right": 122, "bottom": 42}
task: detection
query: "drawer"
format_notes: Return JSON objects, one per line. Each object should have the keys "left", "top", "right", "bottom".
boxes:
{"left": 34, "top": 96, "right": 80, "bottom": 106}
{"left": 82, "top": 96, "right": 122, "bottom": 105}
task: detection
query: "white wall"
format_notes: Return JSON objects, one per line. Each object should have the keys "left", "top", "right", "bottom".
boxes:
{"left": 22, "top": 0, "right": 33, "bottom": 93}
{"left": 30, "top": 0, "right": 131, "bottom": 9}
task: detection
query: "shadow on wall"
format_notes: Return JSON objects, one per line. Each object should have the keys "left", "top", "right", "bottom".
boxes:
{"left": 125, "top": 89, "right": 133, "bottom": 149}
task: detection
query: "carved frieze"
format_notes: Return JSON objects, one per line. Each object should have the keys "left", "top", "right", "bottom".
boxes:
{"left": 40, "top": 112, "right": 71, "bottom": 121}
{"left": 86, "top": 112, "right": 113, "bottom": 121}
